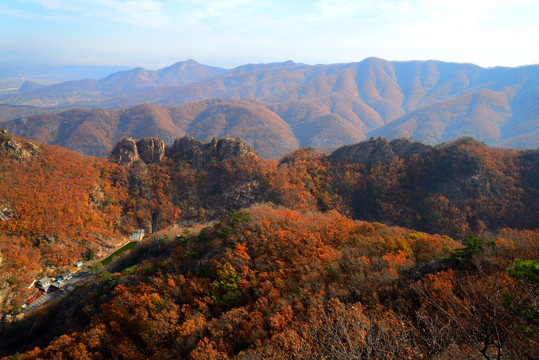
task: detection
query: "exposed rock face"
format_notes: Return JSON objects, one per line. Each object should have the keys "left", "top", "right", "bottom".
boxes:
{"left": 220, "top": 180, "right": 261, "bottom": 206}
{"left": 330, "top": 137, "right": 395, "bottom": 165}
{"left": 109, "top": 136, "right": 165, "bottom": 165}
{"left": 0, "top": 129, "right": 39, "bottom": 161}
{"left": 0, "top": 204, "right": 14, "bottom": 221}
{"left": 136, "top": 137, "right": 165, "bottom": 164}
{"left": 215, "top": 137, "right": 253, "bottom": 161}
{"left": 110, "top": 138, "right": 140, "bottom": 165}
{"left": 167, "top": 136, "right": 205, "bottom": 166}
{"left": 330, "top": 137, "right": 430, "bottom": 166}
{"left": 389, "top": 138, "right": 430, "bottom": 159}
{"left": 166, "top": 136, "right": 255, "bottom": 168}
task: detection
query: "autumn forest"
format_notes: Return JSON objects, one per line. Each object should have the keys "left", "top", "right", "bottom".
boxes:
{"left": 0, "top": 130, "right": 538, "bottom": 359}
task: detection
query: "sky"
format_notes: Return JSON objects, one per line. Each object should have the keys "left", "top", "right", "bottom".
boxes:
{"left": 1, "top": 0, "right": 538, "bottom": 69}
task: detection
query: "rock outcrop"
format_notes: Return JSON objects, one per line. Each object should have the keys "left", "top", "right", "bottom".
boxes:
{"left": 137, "top": 137, "right": 165, "bottom": 164}
{"left": 389, "top": 138, "right": 430, "bottom": 159}
{"left": 330, "top": 137, "right": 396, "bottom": 165}
{"left": 109, "top": 136, "right": 165, "bottom": 165}
{"left": 0, "top": 204, "right": 14, "bottom": 221}
{"left": 166, "top": 136, "right": 255, "bottom": 168}
{"left": 110, "top": 138, "right": 140, "bottom": 165}
{"left": 330, "top": 137, "right": 429, "bottom": 166}
{"left": 0, "top": 129, "right": 39, "bottom": 161}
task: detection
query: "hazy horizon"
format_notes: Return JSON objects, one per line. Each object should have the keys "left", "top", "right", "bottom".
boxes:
{"left": 1, "top": 0, "right": 538, "bottom": 70}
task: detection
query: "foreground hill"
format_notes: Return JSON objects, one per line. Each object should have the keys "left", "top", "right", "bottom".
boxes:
{"left": 1, "top": 58, "right": 537, "bottom": 151}
{"left": 0, "top": 130, "right": 537, "bottom": 317}
{"left": 0, "top": 131, "right": 134, "bottom": 311}
{"left": 1, "top": 205, "right": 537, "bottom": 359}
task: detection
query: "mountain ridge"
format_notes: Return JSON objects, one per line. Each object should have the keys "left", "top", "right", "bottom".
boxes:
{"left": 1, "top": 58, "right": 538, "bottom": 153}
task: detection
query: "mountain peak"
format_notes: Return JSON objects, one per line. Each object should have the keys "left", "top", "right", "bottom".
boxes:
{"left": 164, "top": 59, "right": 201, "bottom": 69}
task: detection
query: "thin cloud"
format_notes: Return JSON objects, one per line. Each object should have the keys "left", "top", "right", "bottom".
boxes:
{"left": 0, "top": 5, "right": 40, "bottom": 19}
{"left": 2, "top": 0, "right": 537, "bottom": 67}
{"left": 314, "top": 0, "right": 373, "bottom": 20}
{"left": 177, "top": 0, "right": 255, "bottom": 26}
{"left": 19, "top": 0, "right": 178, "bottom": 31}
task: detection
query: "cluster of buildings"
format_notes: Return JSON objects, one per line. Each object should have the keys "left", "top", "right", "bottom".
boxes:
{"left": 35, "top": 261, "right": 82, "bottom": 293}
{"left": 34, "top": 230, "right": 144, "bottom": 294}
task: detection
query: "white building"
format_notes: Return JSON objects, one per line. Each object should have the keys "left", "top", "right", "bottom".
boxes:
{"left": 129, "top": 229, "right": 145, "bottom": 241}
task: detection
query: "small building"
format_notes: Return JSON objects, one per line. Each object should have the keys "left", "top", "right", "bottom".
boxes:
{"left": 50, "top": 280, "right": 66, "bottom": 292}
{"left": 61, "top": 271, "right": 72, "bottom": 280}
{"left": 129, "top": 229, "right": 145, "bottom": 241}
{"left": 36, "top": 277, "right": 51, "bottom": 292}
{"left": 74, "top": 260, "right": 83, "bottom": 267}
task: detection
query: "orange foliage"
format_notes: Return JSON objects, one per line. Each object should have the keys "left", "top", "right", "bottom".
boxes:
{"left": 5, "top": 205, "right": 538, "bottom": 359}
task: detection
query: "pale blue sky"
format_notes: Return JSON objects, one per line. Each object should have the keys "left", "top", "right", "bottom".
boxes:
{"left": 1, "top": 0, "right": 538, "bottom": 69}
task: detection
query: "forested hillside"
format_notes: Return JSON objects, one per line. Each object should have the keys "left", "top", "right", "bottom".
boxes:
{"left": 2, "top": 205, "right": 538, "bottom": 359}
{"left": 0, "top": 131, "right": 137, "bottom": 310}
{"left": 0, "top": 131, "right": 538, "bottom": 359}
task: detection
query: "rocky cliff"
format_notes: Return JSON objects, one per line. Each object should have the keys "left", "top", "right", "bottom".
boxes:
{"left": 110, "top": 135, "right": 254, "bottom": 167}
{"left": 137, "top": 137, "right": 165, "bottom": 164}
{"left": 166, "top": 135, "right": 256, "bottom": 168}
{"left": 0, "top": 204, "right": 14, "bottom": 221}
{"left": 330, "top": 137, "right": 429, "bottom": 166}
{"left": 109, "top": 138, "right": 139, "bottom": 165}
{"left": 109, "top": 136, "right": 165, "bottom": 165}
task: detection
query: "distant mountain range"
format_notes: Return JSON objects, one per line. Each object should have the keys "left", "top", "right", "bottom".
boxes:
{"left": 0, "top": 58, "right": 537, "bottom": 157}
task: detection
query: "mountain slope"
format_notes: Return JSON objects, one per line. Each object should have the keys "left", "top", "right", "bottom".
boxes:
{"left": 0, "top": 130, "right": 538, "bottom": 320}
{"left": 0, "top": 104, "right": 61, "bottom": 123}
{"left": 2, "top": 104, "right": 185, "bottom": 157}
{"left": 178, "top": 99, "right": 299, "bottom": 159}
{"left": 3, "top": 100, "right": 302, "bottom": 158}
{"left": 1, "top": 58, "right": 538, "bottom": 150}
{"left": 371, "top": 89, "right": 513, "bottom": 144}
{"left": 0, "top": 132, "right": 134, "bottom": 311}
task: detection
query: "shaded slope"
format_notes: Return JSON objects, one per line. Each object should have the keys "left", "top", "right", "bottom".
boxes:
{"left": 0, "top": 104, "right": 61, "bottom": 123}
{"left": 268, "top": 101, "right": 366, "bottom": 148}
{"left": 371, "top": 89, "right": 513, "bottom": 145}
